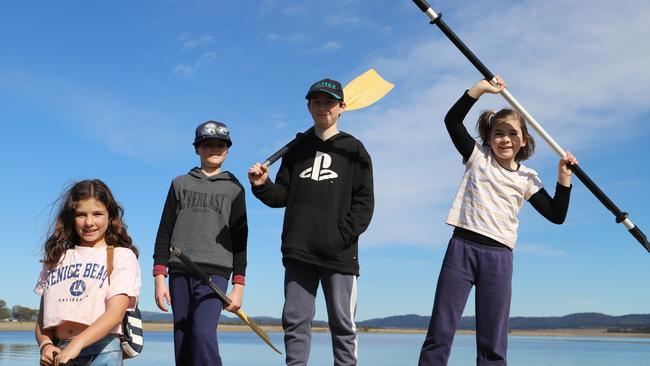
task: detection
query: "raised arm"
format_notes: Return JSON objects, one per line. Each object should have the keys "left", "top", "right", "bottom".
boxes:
{"left": 445, "top": 77, "right": 507, "bottom": 161}
{"left": 444, "top": 92, "right": 479, "bottom": 161}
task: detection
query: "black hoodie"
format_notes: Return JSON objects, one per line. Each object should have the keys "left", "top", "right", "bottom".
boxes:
{"left": 253, "top": 130, "right": 374, "bottom": 275}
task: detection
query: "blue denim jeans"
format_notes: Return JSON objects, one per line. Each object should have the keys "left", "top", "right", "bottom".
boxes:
{"left": 56, "top": 335, "right": 122, "bottom": 366}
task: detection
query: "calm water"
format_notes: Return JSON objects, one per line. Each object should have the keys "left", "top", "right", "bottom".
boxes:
{"left": 2, "top": 330, "right": 649, "bottom": 365}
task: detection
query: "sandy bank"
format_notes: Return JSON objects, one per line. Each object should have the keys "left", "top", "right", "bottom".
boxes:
{"left": 2, "top": 322, "right": 648, "bottom": 338}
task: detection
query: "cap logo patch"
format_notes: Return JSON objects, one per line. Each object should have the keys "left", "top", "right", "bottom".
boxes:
{"left": 314, "top": 81, "right": 338, "bottom": 90}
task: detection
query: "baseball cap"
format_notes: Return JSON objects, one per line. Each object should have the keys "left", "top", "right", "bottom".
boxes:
{"left": 305, "top": 78, "right": 344, "bottom": 101}
{"left": 193, "top": 120, "right": 232, "bottom": 147}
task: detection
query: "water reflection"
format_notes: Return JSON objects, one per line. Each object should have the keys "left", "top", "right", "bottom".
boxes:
{"left": 0, "top": 341, "right": 39, "bottom": 362}
{"left": 1, "top": 331, "right": 650, "bottom": 366}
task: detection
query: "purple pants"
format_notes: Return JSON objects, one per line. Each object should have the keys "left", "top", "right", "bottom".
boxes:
{"left": 169, "top": 274, "right": 228, "bottom": 366}
{"left": 419, "top": 236, "right": 513, "bottom": 366}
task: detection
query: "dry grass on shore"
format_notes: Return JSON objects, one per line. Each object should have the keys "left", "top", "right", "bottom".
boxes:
{"left": 2, "top": 322, "right": 648, "bottom": 338}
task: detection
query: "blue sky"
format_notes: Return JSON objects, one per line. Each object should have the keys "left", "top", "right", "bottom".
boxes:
{"left": 1, "top": 0, "right": 649, "bottom": 322}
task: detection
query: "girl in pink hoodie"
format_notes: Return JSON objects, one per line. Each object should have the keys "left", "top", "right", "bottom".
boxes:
{"left": 35, "top": 179, "right": 141, "bottom": 366}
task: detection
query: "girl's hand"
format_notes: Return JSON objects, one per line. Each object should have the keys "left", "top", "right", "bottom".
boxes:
{"left": 39, "top": 344, "right": 61, "bottom": 366}
{"left": 154, "top": 275, "right": 172, "bottom": 312}
{"left": 224, "top": 284, "right": 244, "bottom": 313}
{"left": 54, "top": 341, "right": 83, "bottom": 365}
{"left": 248, "top": 163, "right": 269, "bottom": 187}
{"left": 558, "top": 151, "right": 578, "bottom": 187}
{"left": 468, "top": 75, "right": 507, "bottom": 99}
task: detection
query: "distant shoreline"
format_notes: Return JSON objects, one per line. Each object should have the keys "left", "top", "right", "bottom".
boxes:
{"left": 2, "top": 322, "right": 649, "bottom": 338}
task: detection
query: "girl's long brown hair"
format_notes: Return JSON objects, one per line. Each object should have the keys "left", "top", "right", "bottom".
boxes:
{"left": 476, "top": 108, "right": 536, "bottom": 162}
{"left": 42, "top": 179, "right": 138, "bottom": 268}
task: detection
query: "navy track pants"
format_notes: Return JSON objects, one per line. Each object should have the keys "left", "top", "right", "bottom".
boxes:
{"left": 419, "top": 236, "right": 513, "bottom": 366}
{"left": 169, "top": 274, "right": 228, "bottom": 366}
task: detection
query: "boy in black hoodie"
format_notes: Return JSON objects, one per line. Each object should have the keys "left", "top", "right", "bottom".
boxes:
{"left": 248, "top": 78, "right": 374, "bottom": 366}
{"left": 153, "top": 121, "right": 248, "bottom": 366}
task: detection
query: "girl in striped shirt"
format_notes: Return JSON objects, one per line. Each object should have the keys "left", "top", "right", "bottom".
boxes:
{"left": 418, "top": 76, "right": 577, "bottom": 366}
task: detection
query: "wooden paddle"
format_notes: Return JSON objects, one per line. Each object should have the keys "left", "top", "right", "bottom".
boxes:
{"left": 169, "top": 247, "right": 283, "bottom": 354}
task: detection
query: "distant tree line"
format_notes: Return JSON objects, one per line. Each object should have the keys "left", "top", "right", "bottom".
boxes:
{"left": 0, "top": 300, "right": 9, "bottom": 319}
{"left": 0, "top": 299, "right": 39, "bottom": 322}
{"left": 607, "top": 327, "right": 650, "bottom": 334}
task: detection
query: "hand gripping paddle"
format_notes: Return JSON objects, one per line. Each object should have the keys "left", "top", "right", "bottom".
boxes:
{"left": 169, "top": 247, "right": 283, "bottom": 354}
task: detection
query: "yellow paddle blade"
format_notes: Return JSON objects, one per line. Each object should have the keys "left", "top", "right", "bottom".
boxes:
{"left": 235, "top": 309, "right": 283, "bottom": 354}
{"left": 343, "top": 68, "right": 394, "bottom": 111}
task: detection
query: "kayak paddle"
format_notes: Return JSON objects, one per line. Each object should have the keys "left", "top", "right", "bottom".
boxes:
{"left": 410, "top": 0, "right": 650, "bottom": 253}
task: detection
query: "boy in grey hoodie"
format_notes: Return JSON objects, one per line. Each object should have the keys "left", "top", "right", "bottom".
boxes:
{"left": 152, "top": 121, "right": 248, "bottom": 366}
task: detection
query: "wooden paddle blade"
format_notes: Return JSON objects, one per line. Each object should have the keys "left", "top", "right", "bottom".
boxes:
{"left": 235, "top": 309, "right": 283, "bottom": 354}
{"left": 260, "top": 68, "right": 393, "bottom": 168}
{"left": 343, "top": 68, "right": 394, "bottom": 111}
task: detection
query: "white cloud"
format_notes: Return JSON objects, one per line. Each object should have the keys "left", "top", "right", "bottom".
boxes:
{"left": 267, "top": 32, "right": 306, "bottom": 42}
{"left": 279, "top": 5, "right": 306, "bottom": 16}
{"left": 173, "top": 51, "right": 218, "bottom": 78}
{"left": 256, "top": 0, "right": 305, "bottom": 17}
{"left": 181, "top": 35, "right": 215, "bottom": 50}
{"left": 326, "top": 14, "right": 362, "bottom": 26}
{"left": 173, "top": 64, "right": 194, "bottom": 77}
{"left": 271, "top": 113, "right": 289, "bottom": 129}
{"left": 319, "top": 41, "right": 343, "bottom": 51}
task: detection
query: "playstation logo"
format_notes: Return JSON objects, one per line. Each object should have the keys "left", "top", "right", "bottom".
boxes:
{"left": 300, "top": 151, "right": 339, "bottom": 181}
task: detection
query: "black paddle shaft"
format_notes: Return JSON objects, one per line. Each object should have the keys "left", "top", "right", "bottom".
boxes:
{"left": 263, "top": 127, "right": 313, "bottom": 167}
{"left": 169, "top": 246, "right": 232, "bottom": 305}
{"left": 411, "top": 0, "right": 649, "bottom": 253}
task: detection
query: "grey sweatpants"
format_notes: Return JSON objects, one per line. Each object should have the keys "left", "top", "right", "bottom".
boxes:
{"left": 283, "top": 259, "right": 358, "bottom": 366}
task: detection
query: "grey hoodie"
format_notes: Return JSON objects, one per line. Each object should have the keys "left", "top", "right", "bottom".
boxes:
{"left": 153, "top": 168, "right": 248, "bottom": 280}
